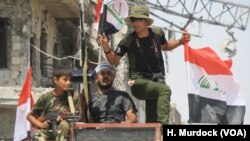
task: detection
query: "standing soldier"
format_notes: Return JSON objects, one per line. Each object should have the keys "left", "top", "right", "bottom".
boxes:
{"left": 97, "top": 5, "right": 190, "bottom": 124}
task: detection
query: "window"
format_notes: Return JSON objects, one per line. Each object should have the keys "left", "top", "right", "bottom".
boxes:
{"left": 0, "top": 18, "right": 10, "bottom": 68}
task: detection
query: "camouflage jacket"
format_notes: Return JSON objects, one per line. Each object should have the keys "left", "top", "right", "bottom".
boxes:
{"left": 31, "top": 90, "right": 81, "bottom": 117}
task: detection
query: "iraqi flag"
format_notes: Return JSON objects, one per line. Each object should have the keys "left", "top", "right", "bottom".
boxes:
{"left": 14, "top": 67, "right": 34, "bottom": 141}
{"left": 97, "top": 0, "right": 128, "bottom": 35}
{"left": 184, "top": 43, "right": 245, "bottom": 124}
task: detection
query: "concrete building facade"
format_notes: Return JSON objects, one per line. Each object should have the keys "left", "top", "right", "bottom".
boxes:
{"left": 0, "top": 0, "right": 181, "bottom": 139}
{"left": 0, "top": 0, "right": 93, "bottom": 138}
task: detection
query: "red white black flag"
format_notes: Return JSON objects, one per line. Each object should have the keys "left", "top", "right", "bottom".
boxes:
{"left": 184, "top": 43, "right": 245, "bottom": 124}
{"left": 97, "top": 0, "right": 128, "bottom": 35}
{"left": 14, "top": 67, "right": 34, "bottom": 141}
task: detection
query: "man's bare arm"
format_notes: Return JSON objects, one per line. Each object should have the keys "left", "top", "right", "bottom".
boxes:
{"left": 121, "top": 109, "right": 137, "bottom": 123}
{"left": 161, "top": 30, "right": 191, "bottom": 51}
{"left": 97, "top": 33, "right": 122, "bottom": 65}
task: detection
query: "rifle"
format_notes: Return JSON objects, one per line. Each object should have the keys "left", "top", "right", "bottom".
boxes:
{"left": 36, "top": 111, "right": 81, "bottom": 139}
{"left": 44, "top": 112, "right": 58, "bottom": 139}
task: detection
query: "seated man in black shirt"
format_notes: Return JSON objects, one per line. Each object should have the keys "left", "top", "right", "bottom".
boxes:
{"left": 89, "top": 61, "right": 137, "bottom": 123}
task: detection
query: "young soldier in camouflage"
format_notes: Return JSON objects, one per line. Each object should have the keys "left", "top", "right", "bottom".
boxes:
{"left": 27, "top": 65, "right": 81, "bottom": 141}
{"left": 97, "top": 5, "right": 191, "bottom": 125}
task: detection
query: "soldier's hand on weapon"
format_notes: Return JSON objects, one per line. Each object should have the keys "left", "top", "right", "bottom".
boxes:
{"left": 38, "top": 120, "right": 50, "bottom": 129}
{"left": 57, "top": 115, "right": 64, "bottom": 122}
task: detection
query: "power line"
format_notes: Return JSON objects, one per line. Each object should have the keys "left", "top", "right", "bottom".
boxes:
{"left": 31, "top": 44, "right": 80, "bottom": 61}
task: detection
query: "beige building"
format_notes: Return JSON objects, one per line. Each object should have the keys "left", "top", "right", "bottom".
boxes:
{"left": 0, "top": 0, "right": 98, "bottom": 138}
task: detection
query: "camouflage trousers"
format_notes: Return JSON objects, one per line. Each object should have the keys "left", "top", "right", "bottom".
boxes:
{"left": 32, "top": 120, "right": 70, "bottom": 141}
{"left": 130, "top": 78, "right": 171, "bottom": 124}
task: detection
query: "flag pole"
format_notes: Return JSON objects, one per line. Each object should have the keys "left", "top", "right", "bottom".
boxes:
{"left": 162, "top": 27, "right": 203, "bottom": 38}
{"left": 79, "top": 0, "right": 92, "bottom": 122}
{"left": 27, "top": 14, "right": 32, "bottom": 140}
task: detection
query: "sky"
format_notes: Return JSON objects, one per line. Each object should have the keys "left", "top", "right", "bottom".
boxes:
{"left": 149, "top": 0, "right": 250, "bottom": 124}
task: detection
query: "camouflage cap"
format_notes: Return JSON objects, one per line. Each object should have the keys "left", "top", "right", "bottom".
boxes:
{"left": 124, "top": 5, "right": 154, "bottom": 26}
{"left": 95, "top": 61, "right": 115, "bottom": 75}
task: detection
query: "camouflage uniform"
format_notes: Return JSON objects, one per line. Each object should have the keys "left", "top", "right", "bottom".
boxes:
{"left": 30, "top": 90, "right": 81, "bottom": 141}
{"left": 114, "top": 27, "right": 171, "bottom": 124}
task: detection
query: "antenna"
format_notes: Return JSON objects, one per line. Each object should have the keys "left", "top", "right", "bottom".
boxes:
{"left": 128, "top": 0, "right": 250, "bottom": 57}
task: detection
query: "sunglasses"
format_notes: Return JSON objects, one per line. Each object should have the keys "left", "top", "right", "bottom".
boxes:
{"left": 130, "top": 17, "right": 145, "bottom": 22}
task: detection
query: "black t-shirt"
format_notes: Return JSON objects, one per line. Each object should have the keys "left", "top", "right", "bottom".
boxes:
{"left": 115, "top": 27, "right": 167, "bottom": 73}
{"left": 89, "top": 89, "right": 137, "bottom": 123}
